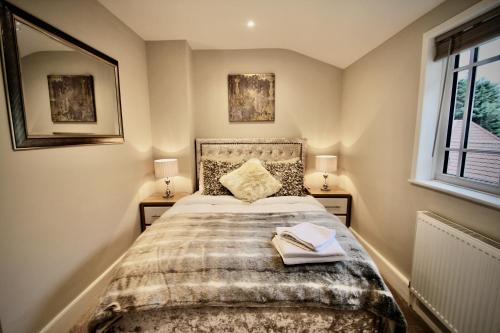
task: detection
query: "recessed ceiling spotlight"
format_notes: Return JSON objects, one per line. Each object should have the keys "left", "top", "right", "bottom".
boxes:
{"left": 247, "top": 20, "right": 255, "bottom": 28}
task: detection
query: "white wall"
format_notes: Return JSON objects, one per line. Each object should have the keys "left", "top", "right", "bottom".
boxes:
{"left": 146, "top": 47, "right": 343, "bottom": 190}
{"left": 340, "top": 0, "right": 500, "bottom": 277}
{"left": 0, "top": 1, "right": 153, "bottom": 332}
{"left": 193, "top": 49, "right": 343, "bottom": 187}
{"left": 146, "top": 41, "right": 195, "bottom": 193}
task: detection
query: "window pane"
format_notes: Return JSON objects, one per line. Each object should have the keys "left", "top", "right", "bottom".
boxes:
{"left": 444, "top": 150, "right": 459, "bottom": 176}
{"left": 457, "top": 49, "right": 471, "bottom": 68}
{"left": 467, "top": 60, "right": 500, "bottom": 149}
{"left": 478, "top": 37, "right": 500, "bottom": 62}
{"left": 448, "top": 70, "right": 468, "bottom": 149}
{"left": 462, "top": 152, "right": 500, "bottom": 185}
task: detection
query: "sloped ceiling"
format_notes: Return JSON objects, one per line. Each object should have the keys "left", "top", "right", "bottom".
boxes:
{"left": 98, "top": 0, "right": 445, "bottom": 68}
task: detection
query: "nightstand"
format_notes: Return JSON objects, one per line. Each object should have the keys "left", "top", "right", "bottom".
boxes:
{"left": 139, "top": 192, "right": 189, "bottom": 232}
{"left": 307, "top": 187, "right": 352, "bottom": 227}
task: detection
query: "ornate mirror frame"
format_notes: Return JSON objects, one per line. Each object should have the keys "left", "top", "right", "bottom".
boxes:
{"left": 0, "top": 1, "right": 124, "bottom": 150}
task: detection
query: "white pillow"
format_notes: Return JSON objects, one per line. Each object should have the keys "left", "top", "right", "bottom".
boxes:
{"left": 220, "top": 158, "right": 282, "bottom": 202}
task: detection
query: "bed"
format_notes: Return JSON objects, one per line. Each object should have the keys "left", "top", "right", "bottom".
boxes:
{"left": 88, "top": 138, "right": 406, "bottom": 333}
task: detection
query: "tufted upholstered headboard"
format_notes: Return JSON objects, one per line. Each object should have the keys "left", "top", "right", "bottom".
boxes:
{"left": 195, "top": 138, "right": 307, "bottom": 190}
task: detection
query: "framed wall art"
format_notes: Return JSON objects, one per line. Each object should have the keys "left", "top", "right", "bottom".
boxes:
{"left": 228, "top": 73, "right": 275, "bottom": 122}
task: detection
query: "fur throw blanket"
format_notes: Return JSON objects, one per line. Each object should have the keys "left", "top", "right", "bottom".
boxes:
{"left": 89, "top": 211, "right": 406, "bottom": 332}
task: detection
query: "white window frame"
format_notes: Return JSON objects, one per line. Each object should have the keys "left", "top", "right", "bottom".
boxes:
{"left": 410, "top": 0, "right": 500, "bottom": 210}
{"left": 433, "top": 44, "right": 500, "bottom": 195}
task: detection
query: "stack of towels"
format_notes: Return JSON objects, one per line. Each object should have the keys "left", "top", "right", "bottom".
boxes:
{"left": 272, "top": 222, "right": 347, "bottom": 265}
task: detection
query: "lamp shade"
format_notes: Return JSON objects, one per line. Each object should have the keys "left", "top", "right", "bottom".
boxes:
{"left": 154, "top": 159, "right": 178, "bottom": 178}
{"left": 315, "top": 155, "right": 337, "bottom": 173}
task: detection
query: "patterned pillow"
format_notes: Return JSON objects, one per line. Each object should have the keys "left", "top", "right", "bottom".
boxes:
{"left": 202, "top": 159, "right": 243, "bottom": 195}
{"left": 264, "top": 159, "right": 305, "bottom": 196}
{"left": 219, "top": 159, "right": 282, "bottom": 202}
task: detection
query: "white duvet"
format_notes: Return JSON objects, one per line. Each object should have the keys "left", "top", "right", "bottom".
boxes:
{"left": 164, "top": 192, "right": 330, "bottom": 216}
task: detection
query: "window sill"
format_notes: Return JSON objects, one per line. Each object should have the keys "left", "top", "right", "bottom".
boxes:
{"left": 408, "top": 179, "right": 500, "bottom": 210}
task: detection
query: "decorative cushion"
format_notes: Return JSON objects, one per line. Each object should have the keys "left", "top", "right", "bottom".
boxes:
{"left": 219, "top": 159, "right": 282, "bottom": 202}
{"left": 264, "top": 158, "right": 306, "bottom": 196}
{"left": 202, "top": 159, "right": 243, "bottom": 195}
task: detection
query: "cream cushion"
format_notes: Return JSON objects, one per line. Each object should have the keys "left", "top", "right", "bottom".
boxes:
{"left": 220, "top": 158, "right": 282, "bottom": 202}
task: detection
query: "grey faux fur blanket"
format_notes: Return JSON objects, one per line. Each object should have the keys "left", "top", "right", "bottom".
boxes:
{"left": 88, "top": 211, "right": 406, "bottom": 332}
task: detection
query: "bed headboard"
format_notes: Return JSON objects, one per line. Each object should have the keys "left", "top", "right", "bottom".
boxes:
{"left": 195, "top": 138, "right": 307, "bottom": 190}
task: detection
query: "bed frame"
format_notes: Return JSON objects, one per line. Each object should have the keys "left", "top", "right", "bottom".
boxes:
{"left": 195, "top": 138, "right": 307, "bottom": 190}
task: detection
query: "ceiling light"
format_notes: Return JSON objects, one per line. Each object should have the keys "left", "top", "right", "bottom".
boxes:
{"left": 247, "top": 20, "right": 255, "bottom": 28}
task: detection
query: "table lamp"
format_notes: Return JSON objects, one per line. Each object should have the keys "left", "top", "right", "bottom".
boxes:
{"left": 154, "top": 158, "right": 178, "bottom": 198}
{"left": 315, "top": 155, "right": 338, "bottom": 191}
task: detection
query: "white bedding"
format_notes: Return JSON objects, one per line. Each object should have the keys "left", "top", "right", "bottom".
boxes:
{"left": 165, "top": 192, "right": 330, "bottom": 216}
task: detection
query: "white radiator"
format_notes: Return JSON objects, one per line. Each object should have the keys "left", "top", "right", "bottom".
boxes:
{"left": 410, "top": 211, "right": 500, "bottom": 333}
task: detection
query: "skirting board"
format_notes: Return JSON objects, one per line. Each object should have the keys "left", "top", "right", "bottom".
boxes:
{"left": 39, "top": 253, "right": 126, "bottom": 333}
{"left": 350, "top": 228, "right": 444, "bottom": 333}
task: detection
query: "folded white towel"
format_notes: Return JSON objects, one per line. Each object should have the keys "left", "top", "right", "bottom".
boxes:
{"left": 276, "top": 222, "right": 336, "bottom": 252}
{"left": 272, "top": 235, "right": 347, "bottom": 265}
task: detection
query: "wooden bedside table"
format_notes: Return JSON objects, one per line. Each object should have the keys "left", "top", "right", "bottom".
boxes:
{"left": 307, "top": 187, "right": 352, "bottom": 227}
{"left": 139, "top": 192, "right": 189, "bottom": 232}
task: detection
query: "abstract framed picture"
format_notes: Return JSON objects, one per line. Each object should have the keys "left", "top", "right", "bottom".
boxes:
{"left": 47, "top": 75, "right": 97, "bottom": 122}
{"left": 228, "top": 73, "right": 275, "bottom": 122}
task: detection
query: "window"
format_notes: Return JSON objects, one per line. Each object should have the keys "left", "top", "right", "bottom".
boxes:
{"left": 435, "top": 37, "right": 500, "bottom": 195}
{"left": 411, "top": 3, "right": 500, "bottom": 208}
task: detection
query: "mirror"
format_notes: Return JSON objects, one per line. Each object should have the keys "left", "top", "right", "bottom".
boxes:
{"left": 0, "top": 2, "right": 124, "bottom": 149}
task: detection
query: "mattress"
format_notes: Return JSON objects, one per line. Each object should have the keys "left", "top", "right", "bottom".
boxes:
{"left": 88, "top": 194, "right": 406, "bottom": 333}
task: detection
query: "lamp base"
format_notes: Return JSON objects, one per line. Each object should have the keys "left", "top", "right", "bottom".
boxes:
{"left": 163, "top": 178, "right": 174, "bottom": 198}
{"left": 321, "top": 174, "right": 330, "bottom": 191}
